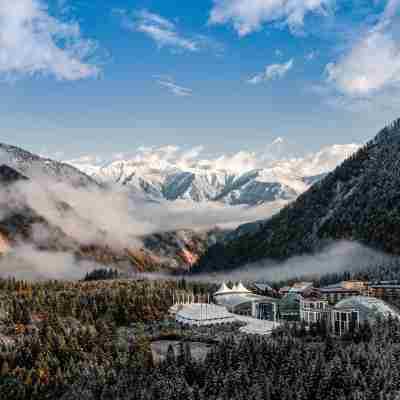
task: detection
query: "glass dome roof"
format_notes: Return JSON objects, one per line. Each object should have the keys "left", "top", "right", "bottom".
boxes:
{"left": 334, "top": 296, "right": 400, "bottom": 322}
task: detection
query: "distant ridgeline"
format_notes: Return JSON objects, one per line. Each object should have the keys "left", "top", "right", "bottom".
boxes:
{"left": 192, "top": 118, "right": 400, "bottom": 273}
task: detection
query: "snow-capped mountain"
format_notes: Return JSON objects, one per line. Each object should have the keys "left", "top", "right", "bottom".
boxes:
{"left": 68, "top": 141, "right": 359, "bottom": 206}
{"left": 0, "top": 143, "right": 97, "bottom": 187}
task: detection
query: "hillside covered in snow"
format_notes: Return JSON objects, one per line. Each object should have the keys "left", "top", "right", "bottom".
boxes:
{"left": 67, "top": 140, "right": 359, "bottom": 207}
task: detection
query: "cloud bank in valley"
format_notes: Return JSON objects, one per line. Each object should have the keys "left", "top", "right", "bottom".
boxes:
{"left": 0, "top": 168, "right": 393, "bottom": 283}
{"left": 0, "top": 169, "right": 287, "bottom": 279}
{"left": 0, "top": 244, "right": 98, "bottom": 281}
{"left": 186, "top": 241, "right": 394, "bottom": 284}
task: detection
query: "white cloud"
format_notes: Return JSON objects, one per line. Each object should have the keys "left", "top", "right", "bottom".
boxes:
{"left": 209, "top": 0, "right": 333, "bottom": 36}
{"left": 0, "top": 0, "right": 99, "bottom": 80}
{"left": 248, "top": 59, "right": 293, "bottom": 84}
{"left": 326, "top": 30, "right": 400, "bottom": 96}
{"left": 156, "top": 76, "right": 192, "bottom": 97}
{"left": 115, "top": 9, "right": 199, "bottom": 52}
{"left": 326, "top": 0, "right": 400, "bottom": 96}
{"left": 305, "top": 50, "right": 318, "bottom": 60}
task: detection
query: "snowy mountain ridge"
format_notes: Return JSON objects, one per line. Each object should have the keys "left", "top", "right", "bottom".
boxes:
{"left": 67, "top": 141, "right": 360, "bottom": 206}
{"left": 0, "top": 143, "right": 97, "bottom": 187}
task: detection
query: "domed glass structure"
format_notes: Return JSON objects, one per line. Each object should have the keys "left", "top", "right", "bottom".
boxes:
{"left": 332, "top": 296, "right": 400, "bottom": 336}
{"left": 334, "top": 296, "right": 400, "bottom": 322}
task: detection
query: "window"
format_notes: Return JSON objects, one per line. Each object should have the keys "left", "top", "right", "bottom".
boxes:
{"left": 351, "top": 311, "right": 359, "bottom": 326}
{"left": 335, "top": 321, "right": 340, "bottom": 335}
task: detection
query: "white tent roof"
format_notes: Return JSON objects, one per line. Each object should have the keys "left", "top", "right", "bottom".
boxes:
{"left": 214, "top": 282, "right": 233, "bottom": 296}
{"left": 236, "top": 282, "right": 251, "bottom": 293}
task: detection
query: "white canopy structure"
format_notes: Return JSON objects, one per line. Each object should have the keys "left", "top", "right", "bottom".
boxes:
{"left": 235, "top": 282, "right": 251, "bottom": 294}
{"left": 214, "top": 282, "right": 233, "bottom": 296}
{"left": 214, "top": 282, "right": 251, "bottom": 297}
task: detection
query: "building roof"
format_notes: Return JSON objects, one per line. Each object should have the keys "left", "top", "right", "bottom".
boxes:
{"left": 254, "top": 283, "right": 273, "bottom": 292}
{"left": 214, "top": 293, "right": 272, "bottom": 309}
{"left": 320, "top": 287, "right": 360, "bottom": 294}
{"left": 176, "top": 304, "right": 236, "bottom": 325}
{"left": 214, "top": 282, "right": 233, "bottom": 296}
{"left": 369, "top": 285, "right": 400, "bottom": 289}
{"left": 236, "top": 282, "right": 251, "bottom": 293}
{"left": 334, "top": 296, "right": 400, "bottom": 322}
{"left": 214, "top": 281, "right": 252, "bottom": 296}
{"left": 288, "top": 282, "right": 313, "bottom": 293}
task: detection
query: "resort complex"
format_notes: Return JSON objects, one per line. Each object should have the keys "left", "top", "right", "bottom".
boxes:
{"left": 171, "top": 279, "right": 400, "bottom": 336}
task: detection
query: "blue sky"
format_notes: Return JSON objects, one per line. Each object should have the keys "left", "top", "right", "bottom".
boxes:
{"left": 2, "top": 0, "right": 400, "bottom": 159}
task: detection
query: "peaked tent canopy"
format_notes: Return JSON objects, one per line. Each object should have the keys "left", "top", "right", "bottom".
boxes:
{"left": 214, "top": 282, "right": 233, "bottom": 296}
{"left": 236, "top": 282, "right": 251, "bottom": 293}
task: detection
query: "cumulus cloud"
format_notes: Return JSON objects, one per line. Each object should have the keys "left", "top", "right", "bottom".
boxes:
{"left": 0, "top": 0, "right": 99, "bottom": 80}
{"left": 156, "top": 76, "right": 192, "bottom": 97}
{"left": 209, "top": 0, "right": 333, "bottom": 36}
{"left": 248, "top": 59, "right": 293, "bottom": 84}
{"left": 326, "top": 0, "right": 400, "bottom": 97}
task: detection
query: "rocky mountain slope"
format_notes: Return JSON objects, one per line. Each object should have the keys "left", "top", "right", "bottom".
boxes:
{"left": 69, "top": 142, "right": 358, "bottom": 206}
{"left": 0, "top": 160, "right": 222, "bottom": 275}
{"left": 192, "top": 119, "right": 400, "bottom": 273}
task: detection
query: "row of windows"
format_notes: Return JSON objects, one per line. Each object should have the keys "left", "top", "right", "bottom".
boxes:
{"left": 302, "top": 311, "right": 328, "bottom": 323}
{"left": 332, "top": 311, "right": 359, "bottom": 336}
{"left": 301, "top": 301, "right": 327, "bottom": 310}
{"left": 321, "top": 292, "right": 358, "bottom": 303}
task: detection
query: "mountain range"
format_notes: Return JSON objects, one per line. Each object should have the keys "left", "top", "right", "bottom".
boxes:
{"left": 0, "top": 139, "right": 359, "bottom": 277}
{"left": 68, "top": 141, "right": 358, "bottom": 207}
{"left": 193, "top": 119, "right": 400, "bottom": 273}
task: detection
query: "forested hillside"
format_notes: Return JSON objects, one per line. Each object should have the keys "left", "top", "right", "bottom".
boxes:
{"left": 193, "top": 119, "right": 400, "bottom": 272}
{"left": 0, "top": 276, "right": 400, "bottom": 399}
